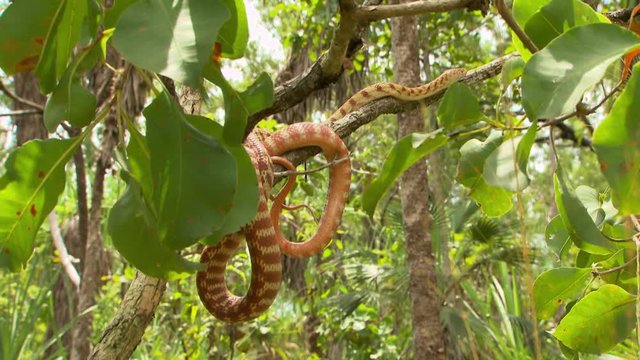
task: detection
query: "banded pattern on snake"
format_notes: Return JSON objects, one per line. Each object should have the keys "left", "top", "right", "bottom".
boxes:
{"left": 197, "top": 67, "right": 466, "bottom": 323}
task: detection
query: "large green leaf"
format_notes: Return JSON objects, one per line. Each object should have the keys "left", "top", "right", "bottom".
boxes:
{"left": 108, "top": 175, "right": 203, "bottom": 278}
{"left": 554, "top": 284, "right": 636, "bottom": 354}
{"left": 0, "top": 138, "right": 80, "bottom": 271}
{"left": 185, "top": 115, "right": 259, "bottom": 246}
{"left": 145, "top": 91, "right": 237, "bottom": 249}
{"left": 362, "top": 132, "right": 448, "bottom": 217}
{"left": 457, "top": 133, "right": 513, "bottom": 217}
{"left": 217, "top": 0, "right": 248, "bottom": 59}
{"left": 554, "top": 170, "right": 614, "bottom": 255}
{"left": 483, "top": 125, "right": 537, "bottom": 192}
{"left": 112, "top": 0, "right": 229, "bottom": 87}
{"left": 43, "top": 73, "right": 96, "bottom": 131}
{"left": 593, "top": 64, "right": 640, "bottom": 215}
{"left": 0, "top": 0, "right": 63, "bottom": 74}
{"left": 544, "top": 215, "right": 571, "bottom": 259}
{"left": 437, "top": 83, "right": 482, "bottom": 131}
{"left": 35, "top": 0, "right": 100, "bottom": 93}
{"left": 522, "top": 24, "right": 640, "bottom": 120}
{"left": 204, "top": 64, "right": 274, "bottom": 144}
{"left": 524, "top": 0, "right": 608, "bottom": 50}
{"left": 533, "top": 267, "right": 591, "bottom": 320}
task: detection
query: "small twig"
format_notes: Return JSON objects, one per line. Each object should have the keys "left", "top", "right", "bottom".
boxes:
{"left": 494, "top": 0, "right": 538, "bottom": 53}
{"left": 49, "top": 212, "right": 81, "bottom": 289}
{"left": 0, "top": 79, "right": 45, "bottom": 112}
{"left": 273, "top": 156, "right": 350, "bottom": 177}
{"left": 0, "top": 109, "right": 42, "bottom": 117}
{"left": 592, "top": 255, "right": 638, "bottom": 276}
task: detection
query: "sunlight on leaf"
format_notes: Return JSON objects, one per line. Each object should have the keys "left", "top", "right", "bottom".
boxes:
{"left": 0, "top": 138, "right": 80, "bottom": 271}
{"left": 457, "top": 132, "right": 513, "bottom": 217}
{"left": 483, "top": 125, "right": 537, "bottom": 192}
{"left": 522, "top": 23, "right": 640, "bottom": 120}
{"left": 554, "top": 284, "right": 636, "bottom": 354}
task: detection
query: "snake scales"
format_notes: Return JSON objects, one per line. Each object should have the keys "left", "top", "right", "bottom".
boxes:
{"left": 197, "top": 67, "right": 466, "bottom": 323}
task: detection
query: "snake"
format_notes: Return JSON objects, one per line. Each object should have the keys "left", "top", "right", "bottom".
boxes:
{"left": 197, "top": 67, "right": 466, "bottom": 323}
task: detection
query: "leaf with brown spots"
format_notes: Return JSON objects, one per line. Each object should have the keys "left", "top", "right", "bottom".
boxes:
{"left": 533, "top": 267, "right": 591, "bottom": 320}
{"left": 554, "top": 285, "right": 636, "bottom": 354}
{"left": 593, "top": 63, "right": 640, "bottom": 214}
{"left": 0, "top": 138, "right": 80, "bottom": 271}
{"left": 0, "top": 0, "right": 62, "bottom": 75}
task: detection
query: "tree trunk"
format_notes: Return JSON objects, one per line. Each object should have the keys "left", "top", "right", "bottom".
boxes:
{"left": 390, "top": 3, "right": 446, "bottom": 359}
{"left": 12, "top": 72, "right": 47, "bottom": 144}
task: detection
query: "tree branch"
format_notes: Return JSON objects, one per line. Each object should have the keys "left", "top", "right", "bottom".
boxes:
{"left": 276, "top": 53, "right": 516, "bottom": 168}
{"left": 356, "top": 0, "right": 486, "bottom": 21}
{"left": 0, "top": 79, "right": 45, "bottom": 112}
{"left": 89, "top": 274, "right": 166, "bottom": 359}
{"left": 495, "top": 0, "right": 538, "bottom": 53}
{"left": 49, "top": 212, "right": 81, "bottom": 289}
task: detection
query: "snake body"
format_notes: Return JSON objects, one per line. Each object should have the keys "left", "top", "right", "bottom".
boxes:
{"left": 327, "top": 68, "right": 466, "bottom": 123}
{"left": 197, "top": 68, "right": 466, "bottom": 323}
{"left": 196, "top": 134, "right": 282, "bottom": 322}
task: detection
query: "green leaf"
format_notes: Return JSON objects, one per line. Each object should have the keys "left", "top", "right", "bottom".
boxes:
{"left": 108, "top": 175, "right": 204, "bottom": 278}
{"left": 44, "top": 75, "right": 96, "bottom": 131}
{"left": 533, "top": 267, "right": 591, "bottom": 320}
{"left": 483, "top": 125, "right": 537, "bottom": 192}
{"left": 500, "top": 57, "right": 525, "bottom": 88}
{"left": 204, "top": 64, "right": 274, "bottom": 144}
{"left": 362, "top": 132, "right": 448, "bottom": 217}
{"left": 35, "top": 0, "right": 100, "bottom": 92}
{"left": 0, "top": 0, "right": 63, "bottom": 74}
{"left": 554, "top": 170, "right": 614, "bottom": 255}
{"left": 104, "top": 0, "right": 139, "bottom": 29}
{"left": 437, "top": 82, "right": 482, "bottom": 131}
{"left": 522, "top": 23, "right": 640, "bottom": 120}
{"left": 145, "top": 91, "right": 237, "bottom": 249}
{"left": 184, "top": 115, "right": 259, "bottom": 246}
{"left": 524, "top": 0, "right": 608, "bottom": 50}
{"left": 554, "top": 284, "right": 636, "bottom": 354}
{"left": 456, "top": 133, "right": 513, "bottom": 217}
{"left": 112, "top": 0, "right": 230, "bottom": 87}
{"left": 217, "top": 0, "right": 248, "bottom": 59}
{"left": 0, "top": 138, "right": 80, "bottom": 271}
{"left": 593, "top": 64, "right": 640, "bottom": 215}
{"left": 544, "top": 215, "right": 571, "bottom": 259}
{"left": 511, "top": 0, "right": 549, "bottom": 61}
{"left": 124, "top": 123, "right": 154, "bottom": 206}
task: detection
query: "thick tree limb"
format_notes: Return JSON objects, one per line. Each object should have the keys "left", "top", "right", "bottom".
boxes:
{"left": 356, "top": 0, "right": 486, "bottom": 21}
{"left": 89, "top": 274, "right": 166, "bottom": 359}
{"left": 247, "top": 0, "right": 488, "bottom": 133}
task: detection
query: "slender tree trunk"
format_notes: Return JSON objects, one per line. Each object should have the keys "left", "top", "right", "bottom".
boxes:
{"left": 12, "top": 72, "right": 47, "bottom": 144}
{"left": 390, "top": 2, "right": 446, "bottom": 358}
